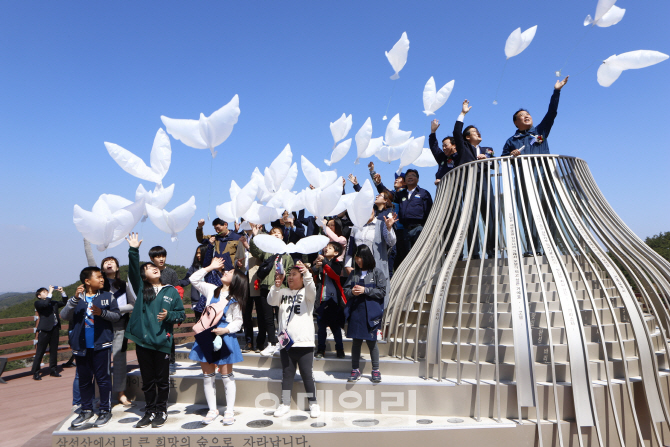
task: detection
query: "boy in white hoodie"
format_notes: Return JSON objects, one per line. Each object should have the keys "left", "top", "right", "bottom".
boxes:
{"left": 268, "top": 261, "right": 320, "bottom": 418}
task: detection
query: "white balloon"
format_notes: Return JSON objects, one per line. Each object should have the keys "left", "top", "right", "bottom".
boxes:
{"left": 300, "top": 156, "right": 338, "bottom": 189}
{"left": 135, "top": 183, "right": 175, "bottom": 221}
{"left": 348, "top": 180, "right": 375, "bottom": 229}
{"left": 146, "top": 196, "right": 196, "bottom": 241}
{"left": 279, "top": 162, "right": 299, "bottom": 191}
{"left": 266, "top": 189, "right": 305, "bottom": 214}
{"left": 412, "top": 148, "right": 438, "bottom": 167}
{"left": 324, "top": 138, "right": 352, "bottom": 166}
{"left": 92, "top": 194, "right": 133, "bottom": 215}
{"left": 597, "top": 50, "right": 669, "bottom": 87}
{"left": 328, "top": 192, "right": 357, "bottom": 216}
{"left": 397, "top": 136, "right": 426, "bottom": 175}
{"left": 593, "top": 0, "right": 617, "bottom": 24}
{"left": 105, "top": 128, "right": 171, "bottom": 185}
{"left": 422, "top": 78, "right": 455, "bottom": 116}
{"left": 241, "top": 202, "right": 283, "bottom": 225}
{"left": 585, "top": 5, "right": 625, "bottom": 27}
{"left": 303, "top": 177, "right": 344, "bottom": 217}
{"left": 377, "top": 138, "right": 413, "bottom": 163}
{"left": 360, "top": 137, "right": 385, "bottom": 160}
{"left": 263, "top": 144, "right": 293, "bottom": 193}
{"left": 216, "top": 179, "right": 257, "bottom": 223}
{"left": 253, "top": 234, "right": 330, "bottom": 255}
{"left": 73, "top": 199, "right": 144, "bottom": 250}
{"left": 385, "top": 32, "right": 410, "bottom": 80}
{"left": 251, "top": 168, "right": 273, "bottom": 203}
{"left": 504, "top": 26, "right": 537, "bottom": 59}
{"left": 330, "top": 113, "right": 353, "bottom": 145}
{"left": 384, "top": 114, "right": 412, "bottom": 147}
{"left": 354, "top": 118, "right": 373, "bottom": 164}
{"left": 161, "top": 94, "right": 240, "bottom": 158}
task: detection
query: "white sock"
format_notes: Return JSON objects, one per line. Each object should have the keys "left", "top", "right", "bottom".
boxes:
{"left": 221, "top": 373, "right": 236, "bottom": 414}
{"left": 203, "top": 373, "right": 217, "bottom": 412}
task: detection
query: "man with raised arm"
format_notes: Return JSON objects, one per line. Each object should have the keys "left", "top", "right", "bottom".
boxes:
{"left": 502, "top": 76, "right": 569, "bottom": 157}
{"left": 429, "top": 119, "right": 459, "bottom": 185}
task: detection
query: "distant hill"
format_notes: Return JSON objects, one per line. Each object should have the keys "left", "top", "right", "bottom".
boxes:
{"left": 0, "top": 292, "right": 36, "bottom": 310}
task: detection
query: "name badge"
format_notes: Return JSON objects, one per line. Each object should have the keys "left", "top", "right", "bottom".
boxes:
{"left": 402, "top": 197, "right": 407, "bottom": 202}
{"left": 447, "top": 162, "right": 454, "bottom": 168}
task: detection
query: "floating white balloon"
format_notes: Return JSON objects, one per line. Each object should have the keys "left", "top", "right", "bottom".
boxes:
{"left": 384, "top": 114, "right": 412, "bottom": 147}
{"left": 347, "top": 180, "right": 376, "bottom": 229}
{"left": 324, "top": 138, "right": 352, "bottom": 166}
{"left": 263, "top": 145, "right": 293, "bottom": 193}
{"left": 588, "top": 0, "right": 618, "bottom": 26}
{"left": 585, "top": 4, "right": 625, "bottom": 27}
{"left": 397, "top": 136, "right": 426, "bottom": 175}
{"left": 422, "top": 78, "right": 455, "bottom": 116}
{"left": 161, "top": 95, "right": 240, "bottom": 158}
{"left": 303, "top": 177, "right": 344, "bottom": 217}
{"left": 301, "top": 156, "right": 338, "bottom": 189}
{"left": 216, "top": 180, "right": 258, "bottom": 223}
{"left": 135, "top": 183, "right": 175, "bottom": 221}
{"left": 385, "top": 32, "right": 409, "bottom": 80}
{"left": 354, "top": 118, "right": 373, "bottom": 164}
{"left": 253, "top": 234, "right": 330, "bottom": 255}
{"left": 597, "top": 50, "right": 669, "bottom": 87}
{"left": 105, "top": 129, "right": 171, "bottom": 186}
{"left": 146, "top": 196, "right": 197, "bottom": 241}
{"left": 74, "top": 196, "right": 145, "bottom": 251}
{"left": 411, "top": 148, "right": 438, "bottom": 168}
{"left": 241, "top": 201, "right": 284, "bottom": 226}
{"left": 330, "top": 114, "right": 352, "bottom": 146}
{"left": 376, "top": 138, "right": 413, "bottom": 164}
{"left": 505, "top": 25, "right": 538, "bottom": 59}
{"left": 251, "top": 168, "right": 274, "bottom": 203}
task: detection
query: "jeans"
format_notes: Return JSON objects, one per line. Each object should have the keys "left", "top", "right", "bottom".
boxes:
{"left": 73, "top": 370, "right": 81, "bottom": 406}
{"left": 351, "top": 339, "right": 380, "bottom": 370}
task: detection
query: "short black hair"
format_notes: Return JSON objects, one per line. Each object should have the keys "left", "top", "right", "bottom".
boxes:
{"left": 354, "top": 244, "right": 376, "bottom": 271}
{"left": 513, "top": 109, "right": 528, "bottom": 123}
{"left": 212, "top": 218, "right": 226, "bottom": 227}
{"left": 405, "top": 169, "right": 419, "bottom": 179}
{"left": 35, "top": 287, "right": 48, "bottom": 298}
{"left": 463, "top": 125, "right": 478, "bottom": 141}
{"left": 327, "top": 241, "right": 344, "bottom": 256}
{"left": 80, "top": 266, "right": 102, "bottom": 284}
{"left": 442, "top": 136, "right": 455, "bottom": 145}
{"left": 149, "top": 246, "right": 167, "bottom": 259}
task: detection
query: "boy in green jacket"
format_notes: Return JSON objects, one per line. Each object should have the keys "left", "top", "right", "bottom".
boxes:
{"left": 124, "top": 233, "right": 185, "bottom": 429}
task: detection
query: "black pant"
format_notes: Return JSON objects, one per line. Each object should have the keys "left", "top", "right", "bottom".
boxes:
{"left": 256, "top": 288, "right": 277, "bottom": 347}
{"left": 31, "top": 326, "right": 60, "bottom": 373}
{"left": 170, "top": 339, "right": 176, "bottom": 364}
{"left": 243, "top": 293, "right": 263, "bottom": 347}
{"left": 135, "top": 345, "right": 171, "bottom": 413}
{"left": 393, "top": 228, "right": 407, "bottom": 270}
{"left": 76, "top": 348, "right": 112, "bottom": 412}
{"left": 351, "top": 339, "right": 380, "bottom": 370}
{"left": 279, "top": 347, "right": 316, "bottom": 405}
{"left": 467, "top": 173, "right": 496, "bottom": 259}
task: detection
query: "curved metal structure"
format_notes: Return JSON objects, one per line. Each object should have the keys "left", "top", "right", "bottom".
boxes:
{"left": 384, "top": 155, "right": 670, "bottom": 446}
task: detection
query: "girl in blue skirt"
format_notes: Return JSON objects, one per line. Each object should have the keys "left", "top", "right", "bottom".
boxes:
{"left": 189, "top": 248, "right": 247, "bottom": 426}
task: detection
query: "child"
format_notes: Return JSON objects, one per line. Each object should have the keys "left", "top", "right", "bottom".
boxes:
{"left": 101, "top": 256, "right": 135, "bottom": 407}
{"left": 179, "top": 244, "right": 208, "bottom": 322}
{"left": 125, "top": 233, "right": 185, "bottom": 428}
{"left": 343, "top": 245, "right": 386, "bottom": 383}
{"left": 268, "top": 261, "right": 320, "bottom": 418}
{"left": 32, "top": 285, "right": 67, "bottom": 380}
{"left": 60, "top": 267, "right": 121, "bottom": 428}
{"left": 249, "top": 225, "right": 294, "bottom": 356}
{"left": 189, "top": 252, "right": 247, "bottom": 425}
{"left": 149, "top": 245, "right": 181, "bottom": 374}
{"left": 312, "top": 242, "right": 346, "bottom": 359}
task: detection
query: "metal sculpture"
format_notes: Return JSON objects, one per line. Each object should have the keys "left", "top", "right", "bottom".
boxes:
{"left": 384, "top": 154, "right": 670, "bottom": 446}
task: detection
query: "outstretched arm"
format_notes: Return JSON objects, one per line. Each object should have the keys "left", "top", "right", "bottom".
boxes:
{"left": 538, "top": 77, "right": 568, "bottom": 137}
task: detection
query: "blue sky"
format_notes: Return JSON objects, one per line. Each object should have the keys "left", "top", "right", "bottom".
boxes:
{"left": 0, "top": 0, "right": 668, "bottom": 292}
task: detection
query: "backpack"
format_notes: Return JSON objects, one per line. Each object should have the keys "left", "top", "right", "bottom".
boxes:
{"left": 193, "top": 299, "right": 227, "bottom": 334}
{"left": 256, "top": 254, "right": 280, "bottom": 281}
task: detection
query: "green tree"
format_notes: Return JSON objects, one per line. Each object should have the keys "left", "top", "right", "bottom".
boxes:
{"left": 645, "top": 232, "right": 670, "bottom": 263}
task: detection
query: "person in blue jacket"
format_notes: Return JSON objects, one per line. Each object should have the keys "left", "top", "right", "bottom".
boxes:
{"left": 60, "top": 266, "right": 121, "bottom": 428}
{"left": 343, "top": 245, "right": 386, "bottom": 384}
{"left": 501, "top": 76, "right": 569, "bottom": 157}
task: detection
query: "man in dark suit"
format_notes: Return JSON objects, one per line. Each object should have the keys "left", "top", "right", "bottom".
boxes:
{"left": 429, "top": 119, "right": 459, "bottom": 185}
{"left": 453, "top": 100, "right": 496, "bottom": 260}
{"left": 32, "top": 286, "right": 67, "bottom": 380}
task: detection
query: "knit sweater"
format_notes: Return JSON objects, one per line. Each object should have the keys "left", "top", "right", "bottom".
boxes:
{"left": 268, "top": 271, "right": 316, "bottom": 348}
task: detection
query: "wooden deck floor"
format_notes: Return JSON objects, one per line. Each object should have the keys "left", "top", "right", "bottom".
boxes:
{"left": 0, "top": 351, "right": 139, "bottom": 447}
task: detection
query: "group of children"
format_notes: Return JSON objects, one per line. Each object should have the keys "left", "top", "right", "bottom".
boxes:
{"left": 58, "top": 217, "right": 387, "bottom": 429}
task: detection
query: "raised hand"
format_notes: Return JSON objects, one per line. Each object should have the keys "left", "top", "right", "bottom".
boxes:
{"left": 240, "top": 235, "right": 249, "bottom": 250}
{"left": 384, "top": 212, "right": 399, "bottom": 230}
{"left": 234, "top": 221, "right": 240, "bottom": 232}
{"left": 295, "top": 260, "right": 307, "bottom": 275}
{"left": 434, "top": 179, "right": 441, "bottom": 185}
{"left": 555, "top": 76, "right": 569, "bottom": 90}
{"left": 125, "top": 232, "right": 143, "bottom": 249}
{"left": 431, "top": 119, "right": 440, "bottom": 133}
{"left": 251, "top": 224, "right": 261, "bottom": 236}
{"left": 274, "top": 273, "right": 285, "bottom": 288}
{"left": 373, "top": 173, "right": 381, "bottom": 185}
{"left": 48, "top": 285, "right": 54, "bottom": 294}
{"left": 207, "top": 257, "right": 225, "bottom": 272}
{"left": 74, "top": 285, "right": 85, "bottom": 300}
{"left": 209, "top": 236, "right": 216, "bottom": 244}
{"left": 462, "top": 99, "right": 472, "bottom": 114}
{"left": 368, "top": 161, "right": 375, "bottom": 172}
{"left": 347, "top": 174, "right": 358, "bottom": 185}
{"left": 198, "top": 219, "right": 205, "bottom": 228}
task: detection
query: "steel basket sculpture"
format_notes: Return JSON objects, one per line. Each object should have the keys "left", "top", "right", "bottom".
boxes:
{"left": 384, "top": 155, "right": 670, "bottom": 447}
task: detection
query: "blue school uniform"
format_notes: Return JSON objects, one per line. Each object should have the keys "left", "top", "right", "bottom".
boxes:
{"left": 189, "top": 297, "right": 243, "bottom": 365}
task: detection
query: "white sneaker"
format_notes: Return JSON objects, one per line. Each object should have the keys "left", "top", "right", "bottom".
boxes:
{"left": 309, "top": 403, "right": 320, "bottom": 418}
{"left": 202, "top": 409, "right": 219, "bottom": 425}
{"left": 260, "top": 344, "right": 278, "bottom": 357}
{"left": 273, "top": 404, "right": 290, "bottom": 417}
